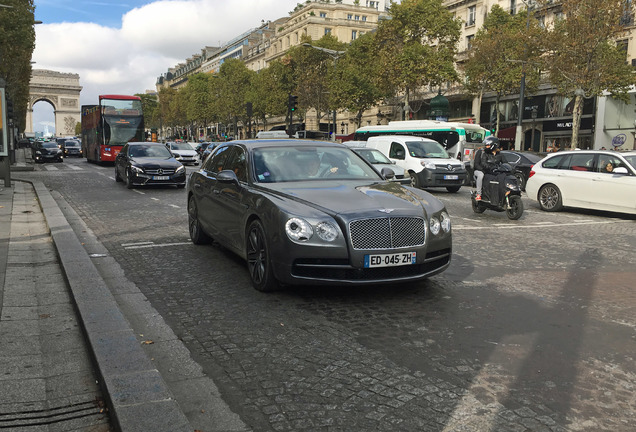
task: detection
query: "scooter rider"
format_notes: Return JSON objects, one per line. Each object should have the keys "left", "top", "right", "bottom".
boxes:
{"left": 474, "top": 136, "right": 501, "bottom": 201}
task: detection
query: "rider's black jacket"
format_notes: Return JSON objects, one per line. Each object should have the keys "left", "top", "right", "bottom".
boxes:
{"left": 480, "top": 151, "right": 502, "bottom": 175}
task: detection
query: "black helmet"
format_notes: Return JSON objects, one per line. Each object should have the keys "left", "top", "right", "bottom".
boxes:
{"left": 483, "top": 136, "right": 500, "bottom": 151}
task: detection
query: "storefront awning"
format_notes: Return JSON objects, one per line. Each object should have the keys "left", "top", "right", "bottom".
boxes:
{"left": 497, "top": 126, "right": 517, "bottom": 142}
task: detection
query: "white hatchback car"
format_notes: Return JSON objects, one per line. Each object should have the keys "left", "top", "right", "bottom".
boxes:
{"left": 166, "top": 142, "right": 199, "bottom": 166}
{"left": 526, "top": 150, "right": 636, "bottom": 215}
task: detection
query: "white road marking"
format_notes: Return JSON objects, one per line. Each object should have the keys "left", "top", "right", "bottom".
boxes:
{"left": 169, "top": 204, "right": 180, "bottom": 208}
{"left": 124, "top": 241, "right": 191, "bottom": 250}
{"left": 121, "top": 241, "right": 154, "bottom": 247}
{"left": 133, "top": 190, "right": 145, "bottom": 195}
{"left": 45, "top": 165, "right": 58, "bottom": 171}
{"left": 68, "top": 165, "right": 83, "bottom": 170}
{"left": 151, "top": 197, "right": 160, "bottom": 201}
{"left": 453, "top": 219, "right": 632, "bottom": 230}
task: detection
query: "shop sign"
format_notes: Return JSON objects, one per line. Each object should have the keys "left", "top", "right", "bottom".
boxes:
{"left": 543, "top": 117, "right": 594, "bottom": 132}
{"left": 611, "top": 134, "right": 626, "bottom": 148}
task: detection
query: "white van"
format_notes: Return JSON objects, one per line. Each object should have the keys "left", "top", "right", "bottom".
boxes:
{"left": 365, "top": 135, "right": 467, "bottom": 192}
{"left": 255, "top": 130, "right": 298, "bottom": 139}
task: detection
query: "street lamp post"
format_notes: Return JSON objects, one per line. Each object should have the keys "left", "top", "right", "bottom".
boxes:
{"left": 514, "top": 0, "right": 534, "bottom": 151}
{"left": 302, "top": 43, "right": 345, "bottom": 141}
{"left": 531, "top": 107, "right": 537, "bottom": 152}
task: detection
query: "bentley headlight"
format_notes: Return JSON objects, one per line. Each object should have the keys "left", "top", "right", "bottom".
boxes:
{"left": 176, "top": 165, "right": 185, "bottom": 173}
{"left": 315, "top": 222, "right": 338, "bottom": 242}
{"left": 286, "top": 217, "right": 313, "bottom": 241}
{"left": 440, "top": 211, "right": 451, "bottom": 233}
{"left": 429, "top": 217, "right": 441, "bottom": 235}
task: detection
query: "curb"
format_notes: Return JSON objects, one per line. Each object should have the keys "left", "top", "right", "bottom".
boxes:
{"left": 25, "top": 179, "right": 192, "bottom": 432}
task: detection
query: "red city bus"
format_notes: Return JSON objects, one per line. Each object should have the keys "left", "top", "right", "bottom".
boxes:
{"left": 81, "top": 95, "right": 144, "bottom": 163}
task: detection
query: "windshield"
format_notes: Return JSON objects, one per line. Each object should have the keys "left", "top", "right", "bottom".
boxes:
{"left": 42, "top": 142, "right": 58, "bottom": 149}
{"left": 129, "top": 145, "right": 173, "bottom": 158}
{"left": 253, "top": 146, "right": 382, "bottom": 183}
{"left": 623, "top": 154, "right": 636, "bottom": 169}
{"left": 100, "top": 98, "right": 142, "bottom": 115}
{"left": 103, "top": 116, "right": 143, "bottom": 146}
{"left": 170, "top": 142, "right": 194, "bottom": 151}
{"left": 354, "top": 148, "right": 392, "bottom": 164}
{"left": 405, "top": 141, "right": 449, "bottom": 159}
{"left": 65, "top": 141, "right": 80, "bottom": 147}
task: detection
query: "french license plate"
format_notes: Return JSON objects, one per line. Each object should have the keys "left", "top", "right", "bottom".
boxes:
{"left": 153, "top": 175, "right": 170, "bottom": 181}
{"left": 444, "top": 175, "right": 459, "bottom": 180}
{"left": 364, "top": 252, "right": 416, "bottom": 268}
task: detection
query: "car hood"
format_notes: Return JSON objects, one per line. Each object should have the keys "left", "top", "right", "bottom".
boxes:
{"left": 171, "top": 149, "right": 197, "bottom": 156}
{"left": 265, "top": 180, "right": 437, "bottom": 217}
{"left": 131, "top": 157, "right": 182, "bottom": 169}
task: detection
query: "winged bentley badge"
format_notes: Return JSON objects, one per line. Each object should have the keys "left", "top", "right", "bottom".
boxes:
{"left": 378, "top": 208, "right": 395, "bottom": 214}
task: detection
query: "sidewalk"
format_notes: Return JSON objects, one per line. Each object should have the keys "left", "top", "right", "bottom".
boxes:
{"left": 0, "top": 182, "right": 110, "bottom": 431}
{"left": 1, "top": 151, "right": 249, "bottom": 432}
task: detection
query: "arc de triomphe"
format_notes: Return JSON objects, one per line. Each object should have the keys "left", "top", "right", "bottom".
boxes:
{"left": 26, "top": 69, "right": 82, "bottom": 136}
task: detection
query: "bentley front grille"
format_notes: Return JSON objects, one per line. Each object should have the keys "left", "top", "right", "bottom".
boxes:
{"left": 349, "top": 217, "right": 426, "bottom": 250}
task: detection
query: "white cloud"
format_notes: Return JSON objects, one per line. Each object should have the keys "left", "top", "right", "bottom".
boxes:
{"left": 31, "top": 0, "right": 296, "bottom": 132}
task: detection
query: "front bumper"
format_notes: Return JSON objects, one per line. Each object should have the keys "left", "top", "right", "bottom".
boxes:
{"left": 416, "top": 169, "right": 466, "bottom": 187}
{"left": 129, "top": 171, "right": 187, "bottom": 186}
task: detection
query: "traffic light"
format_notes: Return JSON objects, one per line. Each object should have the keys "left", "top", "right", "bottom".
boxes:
{"left": 6, "top": 98, "right": 14, "bottom": 121}
{"left": 288, "top": 95, "right": 298, "bottom": 112}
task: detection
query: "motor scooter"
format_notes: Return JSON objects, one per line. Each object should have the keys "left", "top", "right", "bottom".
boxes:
{"left": 470, "top": 163, "right": 524, "bottom": 220}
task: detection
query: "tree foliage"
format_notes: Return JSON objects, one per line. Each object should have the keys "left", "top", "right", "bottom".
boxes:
{"left": 0, "top": 0, "right": 36, "bottom": 132}
{"left": 374, "top": 0, "right": 461, "bottom": 114}
{"left": 135, "top": 93, "right": 160, "bottom": 130}
{"left": 462, "top": 5, "right": 544, "bottom": 132}
{"left": 541, "top": 0, "right": 636, "bottom": 147}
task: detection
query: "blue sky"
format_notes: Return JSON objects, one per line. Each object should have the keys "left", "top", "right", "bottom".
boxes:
{"left": 34, "top": 0, "right": 151, "bottom": 27}
{"left": 30, "top": 0, "right": 299, "bottom": 134}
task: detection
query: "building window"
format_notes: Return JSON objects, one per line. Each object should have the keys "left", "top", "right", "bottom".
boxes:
{"left": 362, "top": 16, "right": 367, "bottom": 21}
{"left": 466, "top": 34, "right": 474, "bottom": 50}
{"left": 325, "top": 28, "right": 331, "bottom": 35}
{"left": 348, "top": 14, "right": 353, "bottom": 20}
{"left": 467, "top": 5, "right": 476, "bottom": 26}
{"left": 617, "top": 39, "right": 629, "bottom": 59}
{"left": 355, "top": 15, "right": 360, "bottom": 20}
{"left": 352, "top": 30, "right": 357, "bottom": 40}
{"left": 510, "top": 0, "right": 516, "bottom": 15}
{"left": 320, "top": 12, "right": 327, "bottom": 18}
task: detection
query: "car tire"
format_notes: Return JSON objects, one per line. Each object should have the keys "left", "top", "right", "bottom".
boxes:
{"left": 115, "top": 167, "right": 122, "bottom": 182}
{"left": 506, "top": 195, "right": 524, "bottom": 220}
{"left": 446, "top": 186, "right": 461, "bottom": 193}
{"left": 125, "top": 169, "right": 134, "bottom": 189}
{"left": 410, "top": 172, "right": 421, "bottom": 188}
{"left": 538, "top": 184, "right": 563, "bottom": 212}
{"left": 246, "top": 220, "right": 278, "bottom": 292}
{"left": 188, "top": 196, "right": 212, "bottom": 245}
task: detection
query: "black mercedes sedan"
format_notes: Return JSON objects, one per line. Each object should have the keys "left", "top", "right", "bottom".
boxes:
{"left": 115, "top": 142, "right": 186, "bottom": 189}
{"left": 187, "top": 139, "right": 452, "bottom": 292}
{"left": 32, "top": 141, "right": 63, "bottom": 163}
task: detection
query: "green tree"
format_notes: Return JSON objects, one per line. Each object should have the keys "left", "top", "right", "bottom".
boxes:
{"left": 216, "top": 59, "right": 255, "bottom": 137}
{"left": 541, "top": 0, "right": 636, "bottom": 148}
{"left": 462, "top": 5, "right": 543, "bottom": 133}
{"left": 331, "top": 32, "right": 387, "bottom": 128}
{"left": 374, "top": 0, "right": 461, "bottom": 117}
{"left": 135, "top": 93, "right": 160, "bottom": 130}
{"left": 182, "top": 73, "right": 216, "bottom": 139}
{"left": 0, "top": 0, "right": 36, "bottom": 132}
{"left": 248, "top": 59, "right": 293, "bottom": 131}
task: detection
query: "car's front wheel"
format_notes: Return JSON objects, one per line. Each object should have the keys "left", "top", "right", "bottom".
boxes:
{"left": 246, "top": 220, "right": 278, "bottom": 292}
{"left": 410, "top": 172, "right": 422, "bottom": 188}
{"left": 188, "top": 196, "right": 211, "bottom": 244}
{"left": 115, "top": 166, "right": 122, "bottom": 182}
{"left": 538, "top": 184, "right": 563, "bottom": 212}
{"left": 125, "top": 169, "right": 134, "bottom": 189}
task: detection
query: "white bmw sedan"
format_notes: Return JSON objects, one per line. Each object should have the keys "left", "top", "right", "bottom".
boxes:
{"left": 526, "top": 150, "right": 636, "bottom": 215}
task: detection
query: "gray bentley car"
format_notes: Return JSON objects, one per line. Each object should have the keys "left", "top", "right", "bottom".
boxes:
{"left": 187, "top": 139, "right": 452, "bottom": 292}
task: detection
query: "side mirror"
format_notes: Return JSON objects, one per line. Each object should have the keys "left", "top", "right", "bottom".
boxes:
{"left": 217, "top": 169, "right": 240, "bottom": 185}
{"left": 380, "top": 167, "right": 395, "bottom": 180}
{"left": 613, "top": 167, "right": 629, "bottom": 175}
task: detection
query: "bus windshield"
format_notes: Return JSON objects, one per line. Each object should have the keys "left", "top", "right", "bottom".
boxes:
{"left": 103, "top": 116, "right": 143, "bottom": 146}
{"left": 101, "top": 98, "right": 142, "bottom": 115}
